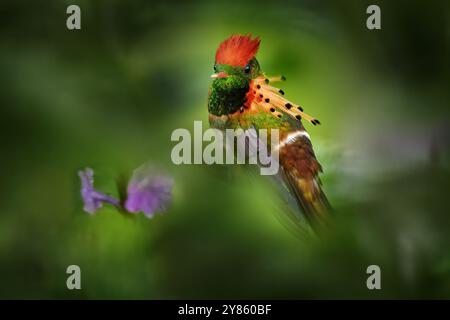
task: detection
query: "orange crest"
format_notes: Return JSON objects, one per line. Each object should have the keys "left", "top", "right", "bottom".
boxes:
{"left": 215, "top": 34, "right": 261, "bottom": 67}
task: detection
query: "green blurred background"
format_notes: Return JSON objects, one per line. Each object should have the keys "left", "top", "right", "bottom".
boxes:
{"left": 0, "top": 0, "right": 449, "bottom": 299}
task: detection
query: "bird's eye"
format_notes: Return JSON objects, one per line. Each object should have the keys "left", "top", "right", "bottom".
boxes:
{"left": 214, "top": 65, "right": 217, "bottom": 72}
{"left": 244, "top": 64, "right": 251, "bottom": 74}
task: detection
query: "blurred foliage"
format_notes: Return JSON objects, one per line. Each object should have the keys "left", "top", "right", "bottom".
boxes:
{"left": 0, "top": 0, "right": 449, "bottom": 298}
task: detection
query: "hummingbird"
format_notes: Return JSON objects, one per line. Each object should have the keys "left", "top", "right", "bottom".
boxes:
{"left": 207, "top": 34, "right": 330, "bottom": 228}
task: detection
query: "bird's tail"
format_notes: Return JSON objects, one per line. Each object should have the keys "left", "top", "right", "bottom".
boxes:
{"left": 281, "top": 168, "right": 331, "bottom": 228}
{"left": 279, "top": 133, "right": 331, "bottom": 228}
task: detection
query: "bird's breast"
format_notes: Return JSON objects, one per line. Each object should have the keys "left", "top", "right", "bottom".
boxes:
{"left": 208, "top": 76, "right": 250, "bottom": 116}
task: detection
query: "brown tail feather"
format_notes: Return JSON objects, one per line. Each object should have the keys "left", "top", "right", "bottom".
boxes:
{"left": 279, "top": 133, "right": 331, "bottom": 227}
{"left": 281, "top": 168, "right": 330, "bottom": 228}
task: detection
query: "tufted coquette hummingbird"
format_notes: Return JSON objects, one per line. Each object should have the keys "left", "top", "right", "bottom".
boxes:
{"left": 207, "top": 34, "right": 330, "bottom": 228}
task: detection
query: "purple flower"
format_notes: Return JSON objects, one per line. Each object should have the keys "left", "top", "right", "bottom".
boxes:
{"left": 78, "top": 168, "right": 120, "bottom": 214}
{"left": 125, "top": 166, "right": 173, "bottom": 218}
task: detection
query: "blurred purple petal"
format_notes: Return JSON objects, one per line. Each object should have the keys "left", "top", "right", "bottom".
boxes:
{"left": 124, "top": 166, "right": 173, "bottom": 218}
{"left": 78, "top": 168, "right": 120, "bottom": 214}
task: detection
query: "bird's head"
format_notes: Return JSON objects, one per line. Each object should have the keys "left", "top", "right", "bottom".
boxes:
{"left": 208, "top": 34, "right": 322, "bottom": 126}
{"left": 211, "top": 34, "right": 262, "bottom": 82}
